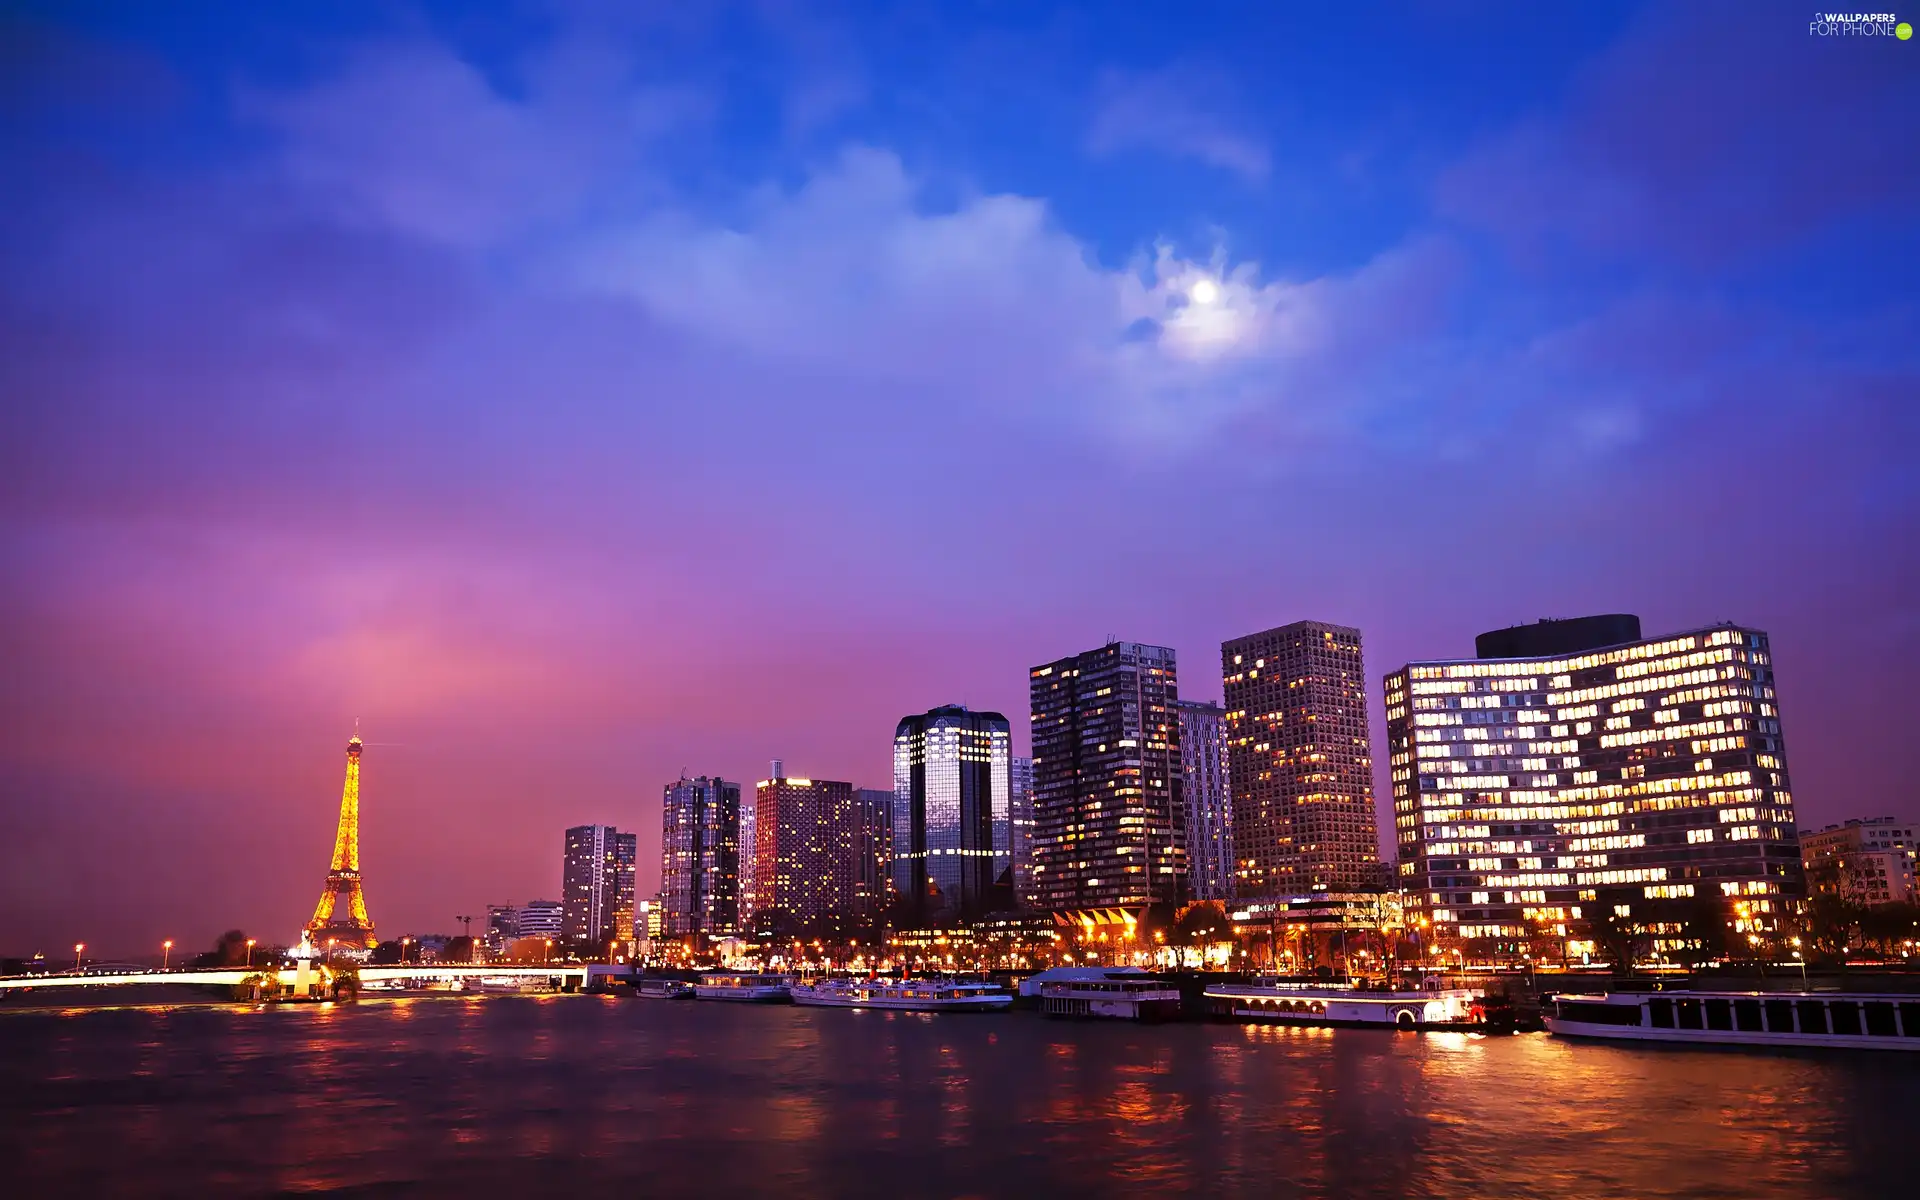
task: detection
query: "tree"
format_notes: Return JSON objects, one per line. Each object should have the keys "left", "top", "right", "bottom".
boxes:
{"left": 193, "top": 930, "right": 252, "bottom": 968}
{"left": 1170, "top": 902, "right": 1230, "bottom": 969}
{"left": 1859, "top": 903, "right": 1918, "bottom": 958}
{"left": 445, "top": 935, "right": 476, "bottom": 963}
{"left": 1675, "top": 896, "right": 1732, "bottom": 969}
{"left": 1589, "top": 889, "right": 1643, "bottom": 975}
{"left": 1807, "top": 893, "right": 1863, "bottom": 961}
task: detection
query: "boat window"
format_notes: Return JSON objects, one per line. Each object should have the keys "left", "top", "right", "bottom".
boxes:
{"left": 1863, "top": 1002, "right": 1898, "bottom": 1038}
{"left": 1827, "top": 1000, "right": 1861, "bottom": 1035}
{"left": 1557, "top": 1000, "right": 1642, "bottom": 1026}
{"left": 1675, "top": 999, "right": 1703, "bottom": 1030}
{"left": 1900, "top": 1003, "right": 1920, "bottom": 1038}
{"left": 1796, "top": 999, "right": 1828, "bottom": 1035}
{"left": 1647, "top": 998, "right": 1675, "bottom": 1028}
{"left": 1704, "top": 999, "right": 1733, "bottom": 1031}
{"left": 1733, "top": 1000, "right": 1763, "bottom": 1032}
{"left": 1763, "top": 1000, "right": 1796, "bottom": 1033}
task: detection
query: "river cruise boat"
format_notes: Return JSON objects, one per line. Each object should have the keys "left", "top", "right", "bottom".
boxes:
{"left": 1206, "top": 977, "right": 1483, "bottom": 1031}
{"left": 692, "top": 972, "right": 791, "bottom": 1003}
{"left": 1038, "top": 975, "right": 1183, "bottom": 1021}
{"left": 791, "top": 978, "right": 1012, "bottom": 1012}
{"left": 633, "top": 977, "right": 695, "bottom": 1000}
{"left": 1546, "top": 989, "right": 1920, "bottom": 1051}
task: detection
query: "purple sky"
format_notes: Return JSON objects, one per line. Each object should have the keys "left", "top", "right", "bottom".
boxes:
{"left": 2, "top": 2, "right": 1916, "bottom": 956}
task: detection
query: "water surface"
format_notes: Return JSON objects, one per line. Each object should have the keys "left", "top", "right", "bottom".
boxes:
{"left": 0, "top": 994, "right": 1909, "bottom": 1197}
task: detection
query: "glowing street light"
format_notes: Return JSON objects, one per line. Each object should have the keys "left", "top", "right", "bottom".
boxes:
{"left": 247, "top": 939, "right": 258, "bottom": 968}
{"left": 74, "top": 943, "right": 85, "bottom": 972}
{"left": 162, "top": 940, "right": 173, "bottom": 971}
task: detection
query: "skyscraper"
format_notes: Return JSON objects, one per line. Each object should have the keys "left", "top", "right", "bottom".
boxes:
{"left": 1009, "top": 754, "right": 1037, "bottom": 908}
{"left": 1029, "top": 641, "right": 1184, "bottom": 911}
{"left": 752, "top": 770, "right": 857, "bottom": 935}
{"left": 1222, "top": 621, "right": 1379, "bottom": 896}
{"left": 1386, "top": 617, "right": 1804, "bottom": 947}
{"left": 612, "top": 831, "right": 637, "bottom": 943}
{"left": 1175, "top": 699, "right": 1236, "bottom": 901}
{"left": 891, "top": 706, "right": 1011, "bottom": 924}
{"left": 853, "top": 787, "right": 895, "bottom": 929}
{"left": 660, "top": 776, "right": 743, "bottom": 937}
{"left": 562, "top": 824, "right": 636, "bottom": 945}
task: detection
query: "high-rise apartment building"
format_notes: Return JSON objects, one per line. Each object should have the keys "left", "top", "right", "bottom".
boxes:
{"left": 1222, "top": 621, "right": 1379, "bottom": 896}
{"left": 1175, "top": 699, "right": 1236, "bottom": 901}
{"left": 1801, "top": 818, "right": 1917, "bottom": 906}
{"left": 892, "top": 705, "right": 1011, "bottom": 924}
{"left": 660, "top": 776, "right": 743, "bottom": 937}
{"left": 1029, "top": 641, "right": 1184, "bottom": 911}
{"left": 752, "top": 771, "right": 857, "bottom": 936}
{"left": 561, "top": 825, "right": 636, "bottom": 945}
{"left": 1010, "top": 755, "right": 1037, "bottom": 908}
{"left": 853, "top": 787, "right": 895, "bottom": 929}
{"left": 1386, "top": 617, "right": 1803, "bottom": 947}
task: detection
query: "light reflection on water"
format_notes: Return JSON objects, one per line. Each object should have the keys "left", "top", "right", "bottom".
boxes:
{"left": 0, "top": 994, "right": 1912, "bottom": 1198}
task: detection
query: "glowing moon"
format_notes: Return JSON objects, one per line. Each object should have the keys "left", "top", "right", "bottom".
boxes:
{"left": 1189, "top": 278, "right": 1220, "bottom": 305}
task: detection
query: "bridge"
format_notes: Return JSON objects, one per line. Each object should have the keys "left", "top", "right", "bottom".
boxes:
{"left": 0, "top": 963, "right": 591, "bottom": 1000}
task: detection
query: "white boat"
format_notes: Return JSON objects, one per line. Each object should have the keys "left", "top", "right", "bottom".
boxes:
{"left": 692, "top": 972, "right": 791, "bottom": 1003}
{"left": 634, "top": 977, "right": 695, "bottom": 999}
{"left": 790, "top": 978, "right": 1011, "bottom": 1012}
{"left": 1017, "top": 965, "right": 1151, "bottom": 998}
{"left": 1546, "top": 989, "right": 1920, "bottom": 1051}
{"left": 1206, "top": 976, "right": 1482, "bottom": 1031}
{"left": 1038, "top": 975, "right": 1182, "bottom": 1021}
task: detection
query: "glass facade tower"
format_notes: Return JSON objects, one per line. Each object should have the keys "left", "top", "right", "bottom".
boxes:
{"left": 1010, "top": 755, "right": 1037, "bottom": 908}
{"left": 1029, "top": 642, "right": 1184, "bottom": 911}
{"left": 1386, "top": 618, "right": 1803, "bottom": 951}
{"left": 1175, "top": 699, "right": 1236, "bottom": 901}
{"left": 892, "top": 706, "right": 1010, "bottom": 924}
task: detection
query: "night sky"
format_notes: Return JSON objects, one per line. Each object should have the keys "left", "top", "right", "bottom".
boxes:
{"left": 3, "top": 2, "right": 1915, "bottom": 957}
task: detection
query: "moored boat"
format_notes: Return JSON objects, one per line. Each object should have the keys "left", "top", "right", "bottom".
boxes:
{"left": 1546, "top": 989, "right": 1920, "bottom": 1051}
{"left": 791, "top": 978, "right": 1012, "bottom": 1012}
{"left": 1206, "top": 976, "right": 1483, "bottom": 1031}
{"left": 634, "top": 977, "right": 695, "bottom": 999}
{"left": 693, "top": 972, "right": 791, "bottom": 1002}
{"left": 1038, "top": 975, "right": 1183, "bottom": 1021}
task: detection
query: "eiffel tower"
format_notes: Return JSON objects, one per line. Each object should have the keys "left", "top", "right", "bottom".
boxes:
{"left": 307, "top": 733, "right": 377, "bottom": 947}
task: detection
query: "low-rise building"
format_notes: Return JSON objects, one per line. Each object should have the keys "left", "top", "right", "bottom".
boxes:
{"left": 1802, "top": 818, "right": 1918, "bottom": 906}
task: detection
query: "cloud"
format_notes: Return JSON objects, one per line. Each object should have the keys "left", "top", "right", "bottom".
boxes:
{"left": 242, "top": 40, "right": 703, "bottom": 247}
{"left": 578, "top": 147, "right": 1455, "bottom": 447}
{"left": 1085, "top": 66, "right": 1270, "bottom": 182}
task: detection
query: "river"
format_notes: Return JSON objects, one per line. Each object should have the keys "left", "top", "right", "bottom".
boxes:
{"left": 0, "top": 993, "right": 1910, "bottom": 1197}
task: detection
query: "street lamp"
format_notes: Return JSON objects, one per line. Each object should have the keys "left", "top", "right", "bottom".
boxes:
{"left": 162, "top": 940, "right": 173, "bottom": 971}
{"left": 247, "top": 939, "right": 258, "bottom": 968}
{"left": 544, "top": 938, "right": 553, "bottom": 964}
{"left": 74, "top": 943, "right": 85, "bottom": 972}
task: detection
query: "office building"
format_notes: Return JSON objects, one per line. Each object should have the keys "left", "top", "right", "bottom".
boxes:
{"left": 1802, "top": 818, "right": 1918, "bottom": 906}
{"left": 515, "top": 899, "right": 563, "bottom": 939}
{"left": 752, "top": 770, "right": 857, "bottom": 936}
{"left": 739, "top": 786, "right": 759, "bottom": 925}
{"left": 660, "top": 776, "right": 743, "bottom": 937}
{"left": 1176, "top": 699, "right": 1236, "bottom": 901}
{"left": 562, "top": 825, "right": 637, "bottom": 945}
{"left": 1222, "top": 621, "right": 1380, "bottom": 896}
{"left": 1029, "top": 641, "right": 1184, "bottom": 911}
{"left": 1010, "top": 755, "right": 1037, "bottom": 908}
{"left": 853, "top": 787, "right": 895, "bottom": 929}
{"left": 891, "top": 705, "right": 1011, "bottom": 924}
{"left": 1385, "top": 617, "right": 1803, "bottom": 948}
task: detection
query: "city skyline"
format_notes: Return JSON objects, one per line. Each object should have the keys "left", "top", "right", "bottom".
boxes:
{"left": 3, "top": 2, "right": 1916, "bottom": 955}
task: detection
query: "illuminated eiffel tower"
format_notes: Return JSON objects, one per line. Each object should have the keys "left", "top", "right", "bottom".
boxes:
{"left": 307, "top": 732, "right": 377, "bottom": 948}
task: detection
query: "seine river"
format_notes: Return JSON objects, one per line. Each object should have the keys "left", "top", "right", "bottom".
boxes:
{"left": 1, "top": 993, "right": 1911, "bottom": 1197}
